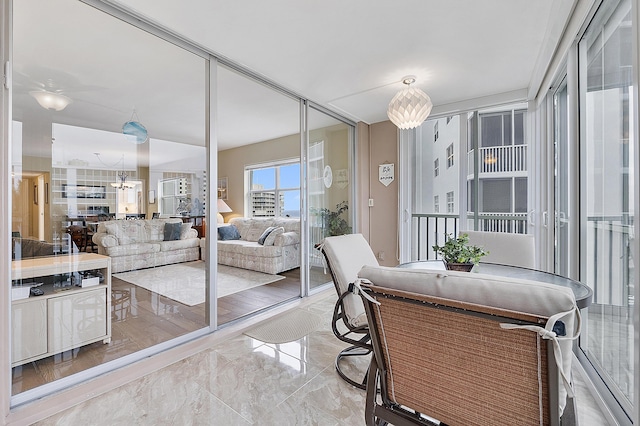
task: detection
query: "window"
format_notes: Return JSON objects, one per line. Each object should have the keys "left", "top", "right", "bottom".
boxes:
{"left": 434, "top": 158, "right": 439, "bottom": 177}
{"left": 446, "top": 191, "right": 454, "bottom": 213}
{"left": 247, "top": 162, "right": 300, "bottom": 217}
{"left": 446, "top": 144, "right": 454, "bottom": 168}
{"left": 434, "top": 121, "right": 439, "bottom": 142}
{"left": 479, "top": 110, "right": 525, "bottom": 147}
{"left": 434, "top": 195, "right": 439, "bottom": 213}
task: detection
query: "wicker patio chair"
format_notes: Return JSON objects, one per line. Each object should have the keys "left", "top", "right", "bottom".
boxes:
{"left": 318, "top": 233, "right": 379, "bottom": 389}
{"left": 357, "top": 265, "right": 580, "bottom": 426}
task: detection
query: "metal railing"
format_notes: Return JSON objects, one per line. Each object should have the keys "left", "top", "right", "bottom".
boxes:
{"left": 411, "top": 212, "right": 528, "bottom": 261}
{"left": 586, "top": 215, "right": 635, "bottom": 307}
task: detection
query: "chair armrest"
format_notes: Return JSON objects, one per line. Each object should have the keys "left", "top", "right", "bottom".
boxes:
{"left": 274, "top": 232, "right": 299, "bottom": 246}
{"left": 92, "top": 232, "right": 118, "bottom": 248}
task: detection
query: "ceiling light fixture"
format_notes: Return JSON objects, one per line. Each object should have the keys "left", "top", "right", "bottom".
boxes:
{"left": 29, "top": 90, "right": 73, "bottom": 111}
{"left": 109, "top": 155, "right": 139, "bottom": 190}
{"left": 387, "top": 76, "right": 433, "bottom": 129}
{"left": 122, "top": 109, "right": 149, "bottom": 144}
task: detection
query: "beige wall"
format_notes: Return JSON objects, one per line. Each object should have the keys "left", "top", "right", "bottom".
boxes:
{"left": 218, "top": 134, "right": 300, "bottom": 221}
{"left": 361, "top": 121, "right": 399, "bottom": 267}
{"left": 219, "top": 120, "right": 399, "bottom": 268}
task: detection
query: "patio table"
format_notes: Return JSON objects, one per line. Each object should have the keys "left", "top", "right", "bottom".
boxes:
{"left": 398, "top": 260, "right": 593, "bottom": 309}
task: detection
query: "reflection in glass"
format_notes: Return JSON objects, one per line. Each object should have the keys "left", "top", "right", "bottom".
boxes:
{"left": 11, "top": 0, "right": 207, "bottom": 398}
{"left": 579, "top": 0, "right": 634, "bottom": 410}
{"left": 216, "top": 64, "right": 302, "bottom": 324}
{"left": 307, "top": 108, "right": 353, "bottom": 290}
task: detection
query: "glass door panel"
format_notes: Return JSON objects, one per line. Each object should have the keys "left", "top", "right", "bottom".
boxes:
{"left": 216, "top": 64, "right": 301, "bottom": 324}
{"left": 307, "top": 107, "right": 354, "bottom": 290}
{"left": 11, "top": 0, "right": 207, "bottom": 399}
{"left": 578, "top": 0, "right": 634, "bottom": 413}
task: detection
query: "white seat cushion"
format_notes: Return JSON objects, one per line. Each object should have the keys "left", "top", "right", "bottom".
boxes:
{"left": 321, "top": 234, "right": 379, "bottom": 327}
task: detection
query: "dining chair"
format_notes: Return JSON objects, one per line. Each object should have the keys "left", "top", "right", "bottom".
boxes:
{"left": 66, "top": 224, "right": 87, "bottom": 252}
{"left": 463, "top": 230, "right": 535, "bottom": 268}
{"left": 318, "top": 233, "right": 379, "bottom": 389}
{"left": 357, "top": 265, "right": 580, "bottom": 426}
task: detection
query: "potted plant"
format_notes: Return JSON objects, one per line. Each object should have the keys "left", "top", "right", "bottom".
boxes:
{"left": 312, "top": 201, "right": 352, "bottom": 237}
{"left": 432, "top": 233, "right": 488, "bottom": 272}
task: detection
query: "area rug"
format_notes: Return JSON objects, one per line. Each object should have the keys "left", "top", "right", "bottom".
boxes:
{"left": 243, "top": 308, "right": 323, "bottom": 344}
{"left": 113, "top": 261, "right": 284, "bottom": 306}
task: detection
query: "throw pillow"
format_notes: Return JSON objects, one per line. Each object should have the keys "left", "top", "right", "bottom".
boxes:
{"left": 218, "top": 224, "right": 241, "bottom": 241}
{"left": 263, "top": 227, "right": 284, "bottom": 246}
{"left": 180, "top": 223, "right": 193, "bottom": 239}
{"left": 163, "top": 222, "right": 182, "bottom": 241}
{"left": 257, "top": 226, "right": 277, "bottom": 245}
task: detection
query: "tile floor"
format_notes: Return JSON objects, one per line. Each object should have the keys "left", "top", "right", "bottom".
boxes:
{"left": 36, "top": 291, "right": 613, "bottom": 425}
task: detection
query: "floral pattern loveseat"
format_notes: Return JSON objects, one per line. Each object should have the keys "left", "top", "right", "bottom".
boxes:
{"left": 217, "top": 217, "right": 300, "bottom": 274}
{"left": 92, "top": 219, "right": 200, "bottom": 273}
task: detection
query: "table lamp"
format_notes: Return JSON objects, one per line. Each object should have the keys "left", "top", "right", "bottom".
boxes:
{"left": 217, "top": 199, "right": 232, "bottom": 223}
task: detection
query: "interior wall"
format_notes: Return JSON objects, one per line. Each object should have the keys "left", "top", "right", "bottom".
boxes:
{"left": 368, "top": 121, "right": 399, "bottom": 266}
{"left": 218, "top": 133, "right": 299, "bottom": 221}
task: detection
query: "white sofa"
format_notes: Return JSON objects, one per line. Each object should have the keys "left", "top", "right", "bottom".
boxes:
{"left": 217, "top": 217, "right": 300, "bottom": 274}
{"left": 92, "top": 219, "right": 201, "bottom": 273}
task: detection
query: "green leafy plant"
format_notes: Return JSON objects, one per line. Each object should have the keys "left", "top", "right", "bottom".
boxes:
{"left": 313, "top": 201, "right": 352, "bottom": 237}
{"left": 432, "top": 233, "right": 488, "bottom": 265}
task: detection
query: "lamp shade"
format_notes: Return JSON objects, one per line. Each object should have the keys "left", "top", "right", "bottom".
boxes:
{"left": 29, "top": 90, "right": 72, "bottom": 111}
{"left": 217, "top": 199, "right": 232, "bottom": 224}
{"left": 387, "top": 81, "right": 433, "bottom": 130}
{"left": 217, "top": 199, "right": 232, "bottom": 213}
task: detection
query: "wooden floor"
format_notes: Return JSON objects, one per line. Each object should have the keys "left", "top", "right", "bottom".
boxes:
{"left": 11, "top": 265, "right": 329, "bottom": 395}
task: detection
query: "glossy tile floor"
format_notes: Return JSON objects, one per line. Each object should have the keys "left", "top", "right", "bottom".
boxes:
{"left": 36, "top": 290, "right": 613, "bottom": 425}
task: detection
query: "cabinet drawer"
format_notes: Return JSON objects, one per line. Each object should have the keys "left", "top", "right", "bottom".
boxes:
{"left": 48, "top": 288, "right": 108, "bottom": 354}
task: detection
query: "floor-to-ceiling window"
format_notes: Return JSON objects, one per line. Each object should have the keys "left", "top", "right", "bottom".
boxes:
{"left": 10, "top": 0, "right": 208, "bottom": 402}
{"left": 577, "top": 0, "right": 635, "bottom": 420}
{"left": 409, "top": 103, "right": 529, "bottom": 261}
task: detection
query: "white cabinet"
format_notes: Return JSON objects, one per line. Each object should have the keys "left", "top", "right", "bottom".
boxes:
{"left": 12, "top": 299, "right": 47, "bottom": 363}
{"left": 11, "top": 254, "right": 111, "bottom": 367}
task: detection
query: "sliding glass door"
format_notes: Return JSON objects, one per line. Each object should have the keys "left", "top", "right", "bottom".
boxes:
{"left": 307, "top": 106, "right": 354, "bottom": 290}
{"left": 216, "top": 64, "right": 302, "bottom": 323}
{"left": 578, "top": 0, "right": 635, "bottom": 418}
{"left": 11, "top": 0, "right": 208, "bottom": 400}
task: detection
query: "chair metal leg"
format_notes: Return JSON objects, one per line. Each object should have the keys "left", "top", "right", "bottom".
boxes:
{"left": 336, "top": 345, "right": 371, "bottom": 390}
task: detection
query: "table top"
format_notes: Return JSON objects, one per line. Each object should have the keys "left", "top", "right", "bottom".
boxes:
{"left": 398, "top": 260, "right": 593, "bottom": 309}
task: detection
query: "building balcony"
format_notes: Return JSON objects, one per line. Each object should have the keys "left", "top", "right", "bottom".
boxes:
{"left": 467, "top": 144, "right": 527, "bottom": 178}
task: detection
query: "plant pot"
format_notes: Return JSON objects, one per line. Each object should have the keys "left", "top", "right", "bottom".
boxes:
{"left": 445, "top": 262, "right": 475, "bottom": 272}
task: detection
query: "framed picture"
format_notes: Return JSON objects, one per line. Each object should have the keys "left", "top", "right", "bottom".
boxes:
{"left": 217, "top": 177, "right": 228, "bottom": 200}
{"left": 63, "top": 184, "right": 106, "bottom": 199}
{"left": 148, "top": 190, "right": 156, "bottom": 204}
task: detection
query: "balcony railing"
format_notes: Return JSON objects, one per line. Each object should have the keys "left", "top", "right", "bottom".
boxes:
{"left": 411, "top": 212, "right": 528, "bottom": 261}
{"left": 467, "top": 145, "right": 527, "bottom": 175}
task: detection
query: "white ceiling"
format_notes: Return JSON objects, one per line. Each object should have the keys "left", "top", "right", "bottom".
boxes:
{"left": 115, "top": 0, "right": 575, "bottom": 120}
{"left": 12, "top": 0, "right": 576, "bottom": 166}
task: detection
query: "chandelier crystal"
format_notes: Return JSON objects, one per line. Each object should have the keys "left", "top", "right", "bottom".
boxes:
{"left": 387, "top": 76, "right": 433, "bottom": 129}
